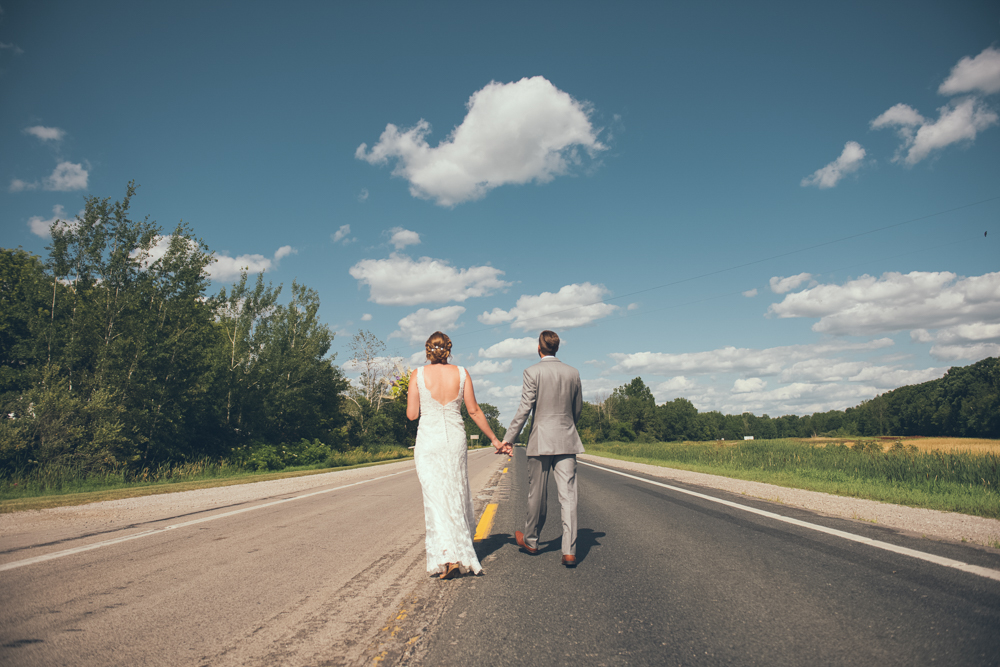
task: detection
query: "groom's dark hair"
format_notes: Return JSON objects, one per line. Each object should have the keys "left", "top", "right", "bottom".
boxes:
{"left": 539, "top": 330, "right": 560, "bottom": 356}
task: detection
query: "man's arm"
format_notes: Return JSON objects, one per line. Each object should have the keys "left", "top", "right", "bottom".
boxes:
{"left": 504, "top": 367, "right": 537, "bottom": 446}
{"left": 572, "top": 371, "right": 583, "bottom": 424}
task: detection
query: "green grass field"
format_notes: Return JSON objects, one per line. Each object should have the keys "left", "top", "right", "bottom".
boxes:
{"left": 586, "top": 438, "right": 1000, "bottom": 519}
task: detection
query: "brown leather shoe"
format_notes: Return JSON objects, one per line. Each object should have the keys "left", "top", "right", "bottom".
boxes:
{"left": 515, "top": 530, "right": 538, "bottom": 554}
{"left": 561, "top": 554, "right": 577, "bottom": 568}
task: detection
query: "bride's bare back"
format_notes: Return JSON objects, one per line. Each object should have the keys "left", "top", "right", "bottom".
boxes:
{"left": 420, "top": 363, "right": 461, "bottom": 405}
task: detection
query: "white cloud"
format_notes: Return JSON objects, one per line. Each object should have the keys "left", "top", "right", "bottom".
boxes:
{"left": 24, "top": 126, "right": 65, "bottom": 141}
{"left": 627, "top": 302, "right": 639, "bottom": 310}
{"left": 652, "top": 376, "right": 695, "bottom": 402}
{"left": 939, "top": 46, "right": 1000, "bottom": 96}
{"left": 742, "top": 289, "right": 758, "bottom": 298}
{"left": 609, "top": 338, "right": 894, "bottom": 376}
{"left": 468, "top": 359, "right": 512, "bottom": 375}
{"left": 388, "top": 305, "right": 466, "bottom": 345}
{"left": 913, "top": 322, "right": 1000, "bottom": 344}
{"left": 768, "top": 271, "right": 1000, "bottom": 335}
{"left": 358, "top": 188, "right": 369, "bottom": 202}
{"left": 870, "top": 103, "right": 925, "bottom": 130}
{"left": 361, "top": 313, "right": 372, "bottom": 321}
{"left": 487, "top": 385, "right": 525, "bottom": 400}
{"left": 846, "top": 365, "right": 946, "bottom": 387}
{"left": 27, "top": 204, "right": 78, "bottom": 237}
{"left": 388, "top": 227, "right": 420, "bottom": 250}
{"left": 210, "top": 253, "right": 272, "bottom": 280}
{"left": 581, "top": 377, "right": 619, "bottom": 402}
{"left": 331, "top": 224, "right": 355, "bottom": 245}
{"left": 715, "top": 381, "right": 878, "bottom": 417}
{"left": 356, "top": 76, "right": 605, "bottom": 206}
{"left": 800, "top": 141, "right": 866, "bottom": 188}
{"left": 871, "top": 98, "right": 998, "bottom": 165}
{"left": 341, "top": 356, "right": 406, "bottom": 380}
{"left": 769, "top": 273, "right": 813, "bottom": 294}
{"left": 14, "top": 162, "right": 90, "bottom": 192}
{"left": 479, "top": 337, "right": 539, "bottom": 359}
{"left": 912, "top": 322, "right": 1000, "bottom": 363}
{"left": 777, "top": 358, "right": 868, "bottom": 383}
{"left": 407, "top": 350, "right": 429, "bottom": 367}
{"left": 205, "top": 245, "right": 296, "bottom": 282}
{"left": 928, "top": 342, "right": 1000, "bottom": 362}
{"left": 44, "top": 161, "right": 89, "bottom": 191}
{"left": 9, "top": 178, "right": 37, "bottom": 192}
{"left": 0, "top": 42, "right": 24, "bottom": 56}
{"left": 733, "top": 378, "right": 767, "bottom": 393}
{"left": 478, "top": 282, "right": 618, "bottom": 331}
{"left": 349, "top": 253, "right": 509, "bottom": 306}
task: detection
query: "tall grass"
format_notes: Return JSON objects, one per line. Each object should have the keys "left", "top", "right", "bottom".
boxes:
{"left": 587, "top": 439, "right": 1000, "bottom": 519}
{"left": 0, "top": 447, "right": 413, "bottom": 502}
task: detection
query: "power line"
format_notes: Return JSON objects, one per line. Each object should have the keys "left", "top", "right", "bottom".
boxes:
{"left": 451, "top": 194, "right": 1000, "bottom": 339}
{"left": 365, "top": 194, "right": 998, "bottom": 359}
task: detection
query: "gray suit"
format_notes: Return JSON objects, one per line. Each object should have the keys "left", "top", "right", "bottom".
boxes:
{"left": 505, "top": 356, "right": 584, "bottom": 555}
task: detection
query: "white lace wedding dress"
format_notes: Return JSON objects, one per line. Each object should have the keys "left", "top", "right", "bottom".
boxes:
{"left": 414, "top": 365, "right": 483, "bottom": 576}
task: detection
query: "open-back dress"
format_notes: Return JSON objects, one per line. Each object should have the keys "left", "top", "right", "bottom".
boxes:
{"left": 414, "top": 365, "right": 483, "bottom": 575}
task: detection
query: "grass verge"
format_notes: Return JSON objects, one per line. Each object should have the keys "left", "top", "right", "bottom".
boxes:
{"left": 586, "top": 439, "right": 1000, "bottom": 520}
{"left": 0, "top": 450, "right": 414, "bottom": 514}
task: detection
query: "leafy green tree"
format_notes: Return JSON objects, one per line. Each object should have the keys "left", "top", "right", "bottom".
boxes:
{"left": 211, "top": 268, "right": 282, "bottom": 441}
{"left": 1, "top": 183, "right": 216, "bottom": 470}
{"left": 655, "top": 398, "right": 699, "bottom": 441}
{"left": 609, "top": 377, "right": 655, "bottom": 438}
{"left": 343, "top": 329, "right": 396, "bottom": 442}
{"left": 0, "top": 249, "right": 51, "bottom": 399}
{"left": 256, "top": 281, "right": 348, "bottom": 445}
{"left": 462, "top": 401, "right": 505, "bottom": 443}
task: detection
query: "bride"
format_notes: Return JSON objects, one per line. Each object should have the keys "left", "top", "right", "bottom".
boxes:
{"left": 406, "top": 331, "right": 504, "bottom": 579}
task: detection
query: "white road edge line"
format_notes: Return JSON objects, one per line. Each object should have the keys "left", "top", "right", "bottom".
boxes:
{"left": 580, "top": 461, "right": 1000, "bottom": 583}
{"left": 1, "top": 449, "right": 497, "bottom": 574}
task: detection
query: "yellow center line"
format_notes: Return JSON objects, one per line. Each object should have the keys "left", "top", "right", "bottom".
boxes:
{"left": 502, "top": 467, "right": 508, "bottom": 473}
{"left": 474, "top": 503, "right": 498, "bottom": 542}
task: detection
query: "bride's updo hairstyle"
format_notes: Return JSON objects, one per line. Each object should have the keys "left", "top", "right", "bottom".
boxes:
{"left": 425, "top": 331, "right": 452, "bottom": 364}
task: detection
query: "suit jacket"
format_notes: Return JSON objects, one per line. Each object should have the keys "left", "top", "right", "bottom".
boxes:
{"left": 506, "top": 357, "right": 584, "bottom": 456}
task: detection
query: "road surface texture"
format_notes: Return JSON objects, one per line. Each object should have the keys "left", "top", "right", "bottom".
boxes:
{"left": 4, "top": 447, "right": 1000, "bottom": 666}
{"left": 0, "top": 450, "right": 502, "bottom": 667}
{"left": 417, "top": 447, "right": 1000, "bottom": 666}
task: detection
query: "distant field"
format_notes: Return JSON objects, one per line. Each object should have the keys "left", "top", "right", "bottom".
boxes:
{"left": 586, "top": 437, "right": 1000, "bottom": 519}
{"left": 791, "top": 436, "right": 1000, "bottom": 455}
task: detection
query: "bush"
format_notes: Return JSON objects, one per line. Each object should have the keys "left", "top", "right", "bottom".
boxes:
{"left": 248, "top": 442, "right": 284, "bottom": 471}
{"left": 852, "top": 439, "right": 883, "bottom": 455}
{"left": 0, "top": 377, "right": 130, "bottom": 474}
{"left": 299, "top": 438, "right": 333, "bottom": 464}
{"left": 888, "top": 439, "right": 918, "bottom": 455}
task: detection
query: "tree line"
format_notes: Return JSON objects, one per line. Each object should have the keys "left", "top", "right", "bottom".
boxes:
{"left": 578, "top": 357, "right": 1000, "bottom": 443}
{"left": 0, "top": 183, "right": 504, "bottom": 476}
{"left": 2, "top": 184, "right": 994, "bottom": 476}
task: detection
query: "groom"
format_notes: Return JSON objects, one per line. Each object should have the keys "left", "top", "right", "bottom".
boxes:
{"left": 499, "top": 330, "right": 584, "bottom": 568}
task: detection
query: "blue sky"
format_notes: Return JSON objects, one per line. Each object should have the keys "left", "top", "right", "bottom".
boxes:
{"left": 2, "top": 1, "right": 998, "bottom": 423}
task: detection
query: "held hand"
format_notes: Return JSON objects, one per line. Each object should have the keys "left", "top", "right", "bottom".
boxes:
{"left": 492, "top": 440, "right": 505, "bottom": 454}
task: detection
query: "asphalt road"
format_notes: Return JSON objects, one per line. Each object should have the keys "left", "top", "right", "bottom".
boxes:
{"left": 0, "top": 450, "right": 501, "bottom": 667}
{"left": 422, "top": 447, "right": 1000, "bottom": 666}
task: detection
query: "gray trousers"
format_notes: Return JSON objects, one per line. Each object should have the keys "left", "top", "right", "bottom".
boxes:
{"left": 524, "top": 454, "right": 577, "bottom": 555}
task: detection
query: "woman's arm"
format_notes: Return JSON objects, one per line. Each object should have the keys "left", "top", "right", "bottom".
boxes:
{"left": 406, "top": 369, "right": 420, "bottom": 421}
{"left": 463, "top": 370, "right": 503, "bottom": 450}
